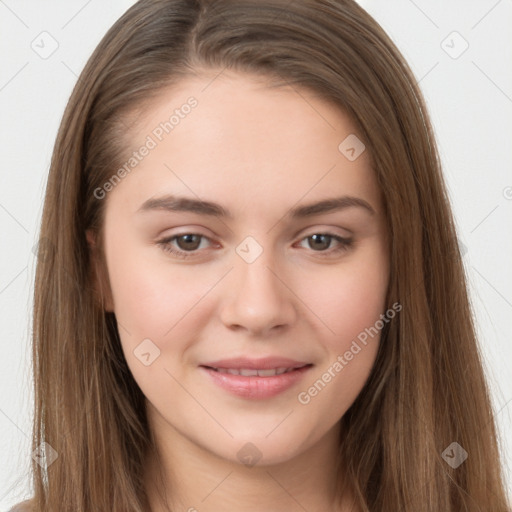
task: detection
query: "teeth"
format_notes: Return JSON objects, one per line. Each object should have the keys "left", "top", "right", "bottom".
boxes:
{"left": 240, "top": 369, "right": 259, "bottom": 376}
{"left": 257, "top": 368, "right": 280, "bottom": 377}
{"left": 213, "top": 367, "right": 298, "bottom": 376}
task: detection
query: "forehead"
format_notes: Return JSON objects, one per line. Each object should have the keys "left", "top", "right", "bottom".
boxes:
{"left": 110, "top": 71, "right": 382, "bottom": 217}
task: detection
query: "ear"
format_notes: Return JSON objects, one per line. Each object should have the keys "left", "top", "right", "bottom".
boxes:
{"left": 86, "top": 229, "right": 115, "bottom": 312}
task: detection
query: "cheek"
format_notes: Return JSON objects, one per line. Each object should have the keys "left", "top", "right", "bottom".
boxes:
{"left": 104, "top": 233, "right": 213, "bottom": 346}
{"left": 306, "top": 253, "right": 389, "bottom": 349}
{"left": 105, "top": 245, "right": 211, "bottom": 396}
{"left": 103, "top": 220, "right": 224, "bottom": 395}
{"left": 295, "top": 247, "right": 388, "bottom": 408}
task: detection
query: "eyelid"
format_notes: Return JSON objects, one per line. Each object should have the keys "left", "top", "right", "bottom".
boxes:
{"left": 294, "top": 233, "right": 353, "bottom": 255}
{"left": 157, "top": 229, "right": 353, "bottom": 260}
{"left": 295, "top": 224, "right": 353, "bottom": 239}
{"left": 158, "top": 232, "right": 215, "bottom": 248}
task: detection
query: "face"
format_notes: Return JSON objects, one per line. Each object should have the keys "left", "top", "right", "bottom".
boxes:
{"left": 91, "top": 71, "right": 389, "bottom": 467}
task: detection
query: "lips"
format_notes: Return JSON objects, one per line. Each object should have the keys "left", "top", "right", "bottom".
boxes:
{"left": 209, "top": 367, "right": 302, "bottom": 377}
{"left": 201, "top": 357, "right": 311, "bottom": 371}
{"left": 199, "top": 357, "right": 313, "bottom": 399}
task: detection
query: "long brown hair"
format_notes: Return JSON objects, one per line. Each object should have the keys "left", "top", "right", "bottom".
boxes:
{"left": 21, "top": 0, "right": 511, "bottom": 510}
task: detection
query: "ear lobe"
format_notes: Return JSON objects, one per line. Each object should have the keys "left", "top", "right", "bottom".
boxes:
{"left": 86, "top": 229, "right": 114, "bottom": 312}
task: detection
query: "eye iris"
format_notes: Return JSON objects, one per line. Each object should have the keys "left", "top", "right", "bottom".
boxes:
{"left": 309, "top": 234, "right": 331, "bottom": 251}
{"left": 171, "top": 234, "right": 340, "bottom": 253}
{"left": 177, "top": 234, "right": 201, "bottom": 251}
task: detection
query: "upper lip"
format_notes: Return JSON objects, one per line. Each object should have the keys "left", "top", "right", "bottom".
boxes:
{"left": 200, "top": 357, "right": 312, "bottom": 370}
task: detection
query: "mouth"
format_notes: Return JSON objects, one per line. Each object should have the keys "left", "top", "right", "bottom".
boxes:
{"left": 202, "top": 365, "right": 311, "bottom": 377}
{"left": 199, "top": 363, "right": 314, "bottom": 399}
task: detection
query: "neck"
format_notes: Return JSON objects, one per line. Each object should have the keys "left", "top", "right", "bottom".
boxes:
{"left": 144, "top": 413, "right": 358, "bottom": 512}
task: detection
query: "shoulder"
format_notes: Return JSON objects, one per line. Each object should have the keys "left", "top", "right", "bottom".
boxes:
{"left": 9, "top": 499, "right": 33, "bottom": 512}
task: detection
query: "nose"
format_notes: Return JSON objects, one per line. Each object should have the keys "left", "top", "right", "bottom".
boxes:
{"left": 219, "top": 249, "right": 297, "bottom": 337}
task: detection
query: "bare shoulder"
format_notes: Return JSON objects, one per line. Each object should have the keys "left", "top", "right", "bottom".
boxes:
{"left": 9, "top": 499, "right": 34, "bottom": 512}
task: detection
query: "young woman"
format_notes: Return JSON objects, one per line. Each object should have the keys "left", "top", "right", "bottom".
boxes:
{"left": 12, "top": 0, "right": 511, "bottom": 510}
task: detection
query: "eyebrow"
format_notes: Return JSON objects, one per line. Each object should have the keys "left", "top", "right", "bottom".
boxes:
{"left": 137, "top": 194, "right": 375, "bottom": 218}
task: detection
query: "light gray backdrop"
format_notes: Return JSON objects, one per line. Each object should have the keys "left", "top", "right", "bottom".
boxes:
{"left": 1, "top": 0, "right": 511, "bottom": 509}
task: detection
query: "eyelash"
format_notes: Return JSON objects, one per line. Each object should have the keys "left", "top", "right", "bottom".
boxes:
{"left": 156, "top": 232, "right": 353, "bottom": 260}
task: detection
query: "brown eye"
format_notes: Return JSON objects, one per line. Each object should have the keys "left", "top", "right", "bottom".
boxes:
{"left": 307, "top": 234, "right": 333, "bottom": 251}
{"left": 297, "top": 233, "right": 353, "bottom": 256}
{"left": 157, "top": 233, "right": 212, "bottom": 259}
{"left": 175, "top": 234, "right": 202, "bottom": 251}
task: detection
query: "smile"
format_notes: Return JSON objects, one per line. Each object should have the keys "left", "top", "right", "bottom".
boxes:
{"left": 207, "top": 366, "right": 308, "bottom": 376}
{"left": 199, "top": 364, "right": 313, "bottom": 399}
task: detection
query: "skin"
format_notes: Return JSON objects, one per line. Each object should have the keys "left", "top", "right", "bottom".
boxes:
{"left": 88, "top": 70, "right": 389, "bottom": 512}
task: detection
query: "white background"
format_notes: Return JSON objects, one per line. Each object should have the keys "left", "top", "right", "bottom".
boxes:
{"left": 1, "top": 0, "right": 511, "bottom": 509}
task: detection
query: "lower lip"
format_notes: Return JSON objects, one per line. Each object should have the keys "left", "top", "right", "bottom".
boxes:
{"left": 200, "top": 365, "right": 312, "bottom": 399}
